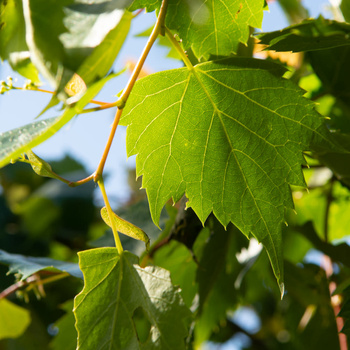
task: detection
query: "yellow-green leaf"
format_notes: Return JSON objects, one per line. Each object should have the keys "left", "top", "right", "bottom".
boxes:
{"left": 100, "top": 207, "right": 150, "bottom": 250}
{"left": 25, "top": 150, "right": 60, "bottom": 180}
{"left": 0, "top": 299, "right": 31, "bottom": 340}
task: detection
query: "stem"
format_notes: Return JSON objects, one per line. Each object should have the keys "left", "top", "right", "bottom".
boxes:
{"left": 118, "top": 0, "right": 169, "bottom": 108}
{"left": 94, "top": 108, "right": 123, "bottom": 181}
{"left": 0, "top": 272, "right": 69, "bottom": 300}
{"left": 97, "top": 178, "right": 123, "bottom": 254}
{"left": 13, "top": 86, "right": 109, "bottom": 106}
{"left": 165, "top": 27, "right": 193, "bottom": 70}
{"left": 93, "top": 0, "right": 169, "bottom": 181}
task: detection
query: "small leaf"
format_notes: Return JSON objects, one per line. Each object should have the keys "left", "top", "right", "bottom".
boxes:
{"left": 100, "top": 206, "right": 150, "bottom": 250}
{"left": 25, "top": 150, "right": 61, "bottom": 180}
{"left": 0, "top": 249, "right": 83, "bottom": 280}
{"left": 74, "top": 248, "right": 191, "bottom": 349}
{"left": 0, "top": 299, "right": 31, "bottom": 340}
{"left": 256, "top": 16, "right": 350, "bottom": 52}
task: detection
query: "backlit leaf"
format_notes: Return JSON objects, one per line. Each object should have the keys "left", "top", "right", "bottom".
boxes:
{"left": 74, "top": 248, "right": 191, "bottom": 349}
{"left": 0, "top": 299, "right": 31, "bottom": 340}
{"left": 166, "top": 0, "right": 265, "bottom": 60}
{"left": 121, "top": 57, "right": 332, "bottom": 290}
{"left": 100, "top": 206, "right": 150, "bottom": 250}
{"left": 21, "top": 0, "right": 132, "bottom": 90}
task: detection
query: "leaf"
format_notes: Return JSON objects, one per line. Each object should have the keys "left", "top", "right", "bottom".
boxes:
{"left": 66, "top": 5, "right": 133, "bottom": 85}
{"left": 120, "top": 57, "right": 332, "bottom": 290}
{"left": 166, "top": 0, "right": 265, "bottom": 60}
{"left": 74, "top": 248, "right": 191, "bottom": 349}
{"left": 0, "top": 0, "right": 39, "bottom": 81}
{"left": 194, "top": 222, "right": 241, "bottom": 345}
{"left": 152, "top": 240, "right": 198, "bottom": 307}
{"left": 0, "top": 71, "right": 120, "bottom": 169}
{"left": 100, "top": 206, "right": 150, "bottom": 250}
{"left": 22, "top": 0, "right": 132, "bottom": 90}
{"left": 308, "top": 46, "right": 350, "bottom": 108}
{"left": 0, "top": 249, "right": 83, "bottom": 280}
{"left": 25, "top": 150, "right": 61, "bottom": 180}
{"left": 128, "top": 0, "right": 161, "bottom": 12}
{"left": 341, "top": 0, "right": 350, "bottom": 23}
{"left": 50, "top": 301, "right": 76, "bottom": 350}
{"left": 256, "top": 16, "right": 350, "bottom": 52}
{"left": 22, "top": 0, "right": 73, "bottom": 90}
{"left": 130, "top": 0, "right": 265, "bottom": 59}
{"left": 0, "top": 299, "right": 31, "bottom": 340}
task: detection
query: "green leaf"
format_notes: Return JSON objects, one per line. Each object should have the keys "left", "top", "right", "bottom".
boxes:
{"left": 62, "top": 2, "right": 133, "bottom": 86}
{"left": 0, "top": 249, "right": 83, "bottom": 280}
{"left": 121, "top": 57, "right": 331, "bottom": 290}
{"left": 100, "top": 206, "right": 150, "bottom": 250}
{"left": 152, "top": 240, "right": 198, "bottom": 307}
{"left": 22, "top": 0, "right": 132, "bottom": 90}
{"left": 256, "top": 16, "right": 350, "bottom": 52}
{"left": 194, "top": 222, "right": 241, "bottom": 345}
{"left": 128, "top": 0, "right": 161, "bottom": 12}
{"left": 50, "top": 301, "right": 76, "bottom": 350}
{"left": 0, "top": 299, "right": 31, "bottom": 340}
{"left": 0, "top": 72, "right": 120, "bottom": 169}
{"left": 0, "top": 0, "right": 39, "bottom": 81}
{"left": 166, "top": 0, "right": 265, "bottom": 60}
{"left": 25, "top": 150, "right": 61, "bottom": 180}
{"left": 308, "top": 46, "right": 350, "bottom": 108}
{"left": 74, "top": 248, "right": 191, "bottom": 349}
{"left": 341, "top": 0, "right": 350, "bottom": 23}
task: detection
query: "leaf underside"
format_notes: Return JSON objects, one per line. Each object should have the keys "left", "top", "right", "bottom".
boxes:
{"left": 0, "top": 249, "right": 82, "bottom": 280}
{"left": 121, "top": 57, "right": 331, "bottom": 287}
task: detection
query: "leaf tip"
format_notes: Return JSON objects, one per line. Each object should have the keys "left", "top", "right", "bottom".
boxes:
{"left": 279, "top": 282, "right": 285, "bottom": 300}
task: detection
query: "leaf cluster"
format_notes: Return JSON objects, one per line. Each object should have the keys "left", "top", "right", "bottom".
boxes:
{"left": 1, "top": 0, "right": 350, "bottom": 349}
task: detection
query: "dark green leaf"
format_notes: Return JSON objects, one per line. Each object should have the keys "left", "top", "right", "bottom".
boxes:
{"left": 50, "top": 301, "right": 76, "bottom": 350}
{"left": 256, "top": 16, "right": 350, "bottom": 52}
{"left": 194, "top": 222, "right": 241, "bottom": 346}
{"left": 74, "top": 248, "right": 191, "bottom": 349}
{"left": 341, "top": 0, "right": 350, "bottom": 23}
{"left": 308, "top": 46, "right": 350, "bottom": 107}
{"left": 121, "top": 57, "right": 332, "bottom": 290}
{"left": 0, "top": 249, "right": 83, "bottom": 280}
